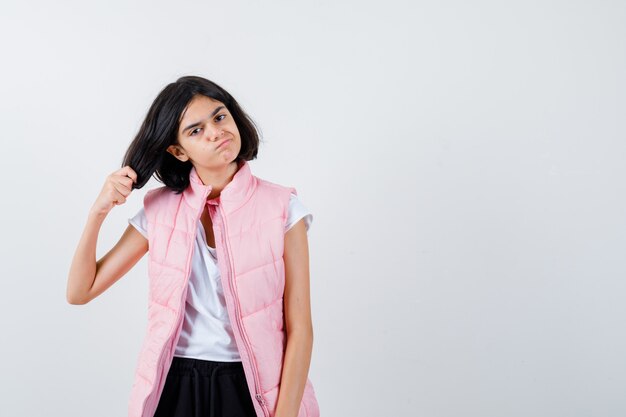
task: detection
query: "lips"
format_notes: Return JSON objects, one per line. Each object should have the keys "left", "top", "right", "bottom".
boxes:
{"left": 216, "top": 138, "right": 231, "bottom": 149}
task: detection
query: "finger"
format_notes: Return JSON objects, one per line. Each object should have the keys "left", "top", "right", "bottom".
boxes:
{"left": 112, "top": 179, "right": 132, "bottom": 197}
{"left": 111, "top": 188, "right": 127, "bottom": 205}
{"left": 120, "top": 165, "right": 138, "bottom": 184}
{"left": 112, "top": 166, "right": 137, "bottom": 186}
{"left": 115, "top": 175, "right": 135, "bottom": 193}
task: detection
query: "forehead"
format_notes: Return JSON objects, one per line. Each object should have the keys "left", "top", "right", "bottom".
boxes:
{"left": 180, "top": 95, "right": 224, "bottom": 121}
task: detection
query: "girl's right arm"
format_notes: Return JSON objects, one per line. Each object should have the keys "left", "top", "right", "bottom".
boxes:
{"left": 66, "top": 166, "right": 147, "bottom": 305}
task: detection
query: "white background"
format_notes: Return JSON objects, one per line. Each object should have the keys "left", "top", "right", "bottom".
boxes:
{"left": 1, "top": 1, "right": 625, "bottom": 416}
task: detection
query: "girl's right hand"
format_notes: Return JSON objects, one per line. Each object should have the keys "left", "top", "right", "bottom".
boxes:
{"left": 91, "top": 166, "right": 138, "bottom": 216}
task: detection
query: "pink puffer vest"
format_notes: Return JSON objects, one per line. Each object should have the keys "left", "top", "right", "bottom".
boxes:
{"left": 127, "top": 159, "right": 320, "bottom": 417}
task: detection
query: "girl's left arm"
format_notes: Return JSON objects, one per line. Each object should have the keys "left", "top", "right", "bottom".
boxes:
{"left": 274, "top": 218, "right": 314, "bottom": 417}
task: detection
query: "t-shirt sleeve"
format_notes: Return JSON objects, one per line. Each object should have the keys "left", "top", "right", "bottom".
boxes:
{"left": 285, "top": 192, "right": 313, "bottom": 234}
{"left": 128, "top": 207, "right": 148, "bottom": 239}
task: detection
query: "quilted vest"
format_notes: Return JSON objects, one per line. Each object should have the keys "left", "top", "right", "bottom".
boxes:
{"left": 127, "top": 159, "right": 320, "bottom": 417}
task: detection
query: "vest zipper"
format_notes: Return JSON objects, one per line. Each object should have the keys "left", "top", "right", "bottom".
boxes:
{"left": 142, "top": 187, "right": 210, "bottom": 417}
{"left": 218, "top": 204, "right": 272, "bottom": 417}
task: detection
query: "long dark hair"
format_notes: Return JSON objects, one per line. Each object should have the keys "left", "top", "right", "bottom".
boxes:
{"left": 121, "top": 76, "right": 261, "bottom": 194}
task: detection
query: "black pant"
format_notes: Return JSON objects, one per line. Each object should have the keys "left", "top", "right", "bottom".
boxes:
{"left": 153, "top": 356, "right": 257, "bottom": 417}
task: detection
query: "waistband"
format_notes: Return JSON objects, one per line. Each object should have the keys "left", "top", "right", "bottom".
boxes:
{"left": 168, "top": 356, "right": 245, "bottom": 377}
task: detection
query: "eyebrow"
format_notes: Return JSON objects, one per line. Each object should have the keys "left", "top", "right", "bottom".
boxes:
{"left": 181, "top": 105, "right": 226, "bottom": 134}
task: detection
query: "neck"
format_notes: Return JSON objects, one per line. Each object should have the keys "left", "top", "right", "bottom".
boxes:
{"left": 194, "top": 160, "right": 240, "bottom": 200}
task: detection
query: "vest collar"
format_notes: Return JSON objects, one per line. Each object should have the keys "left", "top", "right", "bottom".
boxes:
{"left": 184, "top": 159, "right": 256, "bottom": 212}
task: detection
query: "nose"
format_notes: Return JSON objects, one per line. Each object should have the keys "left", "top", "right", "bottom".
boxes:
{"left": 210, "top": 128, "right": 225, "bottom": 141}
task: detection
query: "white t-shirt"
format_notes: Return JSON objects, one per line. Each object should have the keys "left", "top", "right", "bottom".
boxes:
{"left": 128, "top": 192, "right": 312, "bottom": 362}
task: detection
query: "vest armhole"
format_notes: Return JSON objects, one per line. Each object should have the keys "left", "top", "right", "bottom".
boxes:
{"left": 143, "top": 186, "right": 169, "bottom": 239}
{"left": 285, "top": 186, "right": 298, "bottom": 231}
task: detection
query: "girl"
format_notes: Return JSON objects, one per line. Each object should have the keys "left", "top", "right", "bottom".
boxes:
{"left": 66, "top": 76, "right": 320, "bottom": 417}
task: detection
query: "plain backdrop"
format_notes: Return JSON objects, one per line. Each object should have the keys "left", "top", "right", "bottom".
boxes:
{"left": 0, "top": 1, "right": 625, "bottom": 416}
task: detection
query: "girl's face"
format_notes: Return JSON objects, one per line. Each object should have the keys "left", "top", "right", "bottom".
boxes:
{"left": 166, "top": 95, "right": 241, "bottom": 170}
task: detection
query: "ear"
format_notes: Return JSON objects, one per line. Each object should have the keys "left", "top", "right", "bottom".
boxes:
{"left": 166, "top": 144, "right": 189, "bottom": 162}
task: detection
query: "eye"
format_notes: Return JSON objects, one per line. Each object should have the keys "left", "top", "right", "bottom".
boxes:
{"left": 190, "top": 127, "right": 202, "bottom": 136}
{"left": 216, "top": 114, "right": 226, "bottom": 122}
